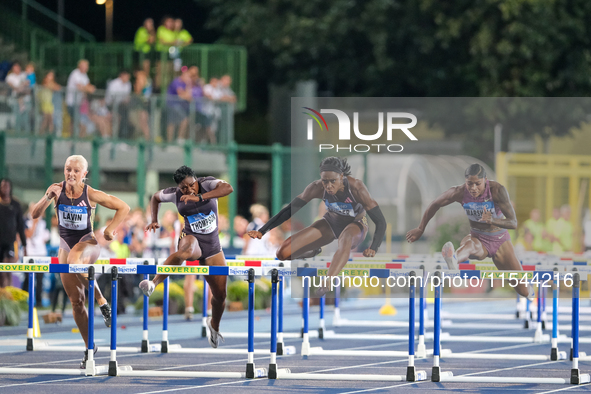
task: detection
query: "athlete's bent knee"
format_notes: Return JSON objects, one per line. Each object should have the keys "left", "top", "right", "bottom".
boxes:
{"left": 276, "top": 243, "right": 290, "bottom": 261}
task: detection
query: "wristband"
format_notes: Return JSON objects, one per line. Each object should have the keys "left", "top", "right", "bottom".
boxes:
{"left": 198, "top": 194, "right": 203, "bottom": 202}
{"left": 45, "top": 194, "right": 52, "bottom": 202}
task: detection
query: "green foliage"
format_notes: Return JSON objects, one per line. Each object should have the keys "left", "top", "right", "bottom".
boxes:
{"left": 431, "top": 216, "right": 471, "bottom": 253}
{"left": 0, "top": 289, "right": 21, "bottom": 326}
{"left": 227, "top": 280, "right": 249, "bottom": 309}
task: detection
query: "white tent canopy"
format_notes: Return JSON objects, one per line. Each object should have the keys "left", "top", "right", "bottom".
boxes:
{"left": 347, "top": 155, "right": 495, "bottom": 235}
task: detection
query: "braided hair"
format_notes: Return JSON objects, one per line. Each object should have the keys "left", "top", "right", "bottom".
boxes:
{"left": 319, "top": 157, "right": 352, "bottom": 176}
{"left": 464, "top": 163, "right": 486, "bottom": 179}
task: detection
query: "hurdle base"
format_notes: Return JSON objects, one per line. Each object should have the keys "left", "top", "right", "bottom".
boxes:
{"left": 571, "top": 369, "right": 591, "bottom": 384}
{"left": 161, "top": 340, "right": 169, "bottom": 353}
{"left": 246, "top": 363, "right": 267, "bottom": 379}
{"left": 277, "top": 342, "right": 284, "bottom": 356}
{"left": 524, "top": 320, "right": 530, "bottom": 329}
{"left": 406, "top": 366, "right": 415, "bottom": 382}
{"left": 141, "top": 340, "right": 149, "bottom": 353}
{"left": 109, "top": 361, "right": 117, "bottom": 376}
{"left": 26, "top": 338, "right": 33, "bottom": 351}
{"left": 551, "top": 347, "right": 558, "bottom": 361}
{"left": 542, "top": 321, "right": 546, "bottom": 330}
{"left": 201, "top": 326, "right": 207, "bottom": 338}
{"left": 318, "top": 327, "right": 324, "bottom": 339}
{"left": 269, "top": 363, "right": 277, "bottom": 379}
{"left": 301, "top": 328, "right": 304, "bottom": 338}
{"left": 431, "top": 366, "right": 440, "bottom": 382}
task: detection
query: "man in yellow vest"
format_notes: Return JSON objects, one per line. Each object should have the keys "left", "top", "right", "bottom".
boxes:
{"left": 553, "top": 205, "right": 573, "bottom": 253}
{"left": 134, "top": 18, "right": 156, "bottom": 77}
{"left": 522, "top": 208, "right": 545, "bottom": 252}
{"left": 545, "top": 207, "right": 561, "bottom": 252}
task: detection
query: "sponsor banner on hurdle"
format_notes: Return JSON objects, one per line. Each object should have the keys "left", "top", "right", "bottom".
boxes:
{"left": 0, "top": 263, "right": 50, "bottom": 272}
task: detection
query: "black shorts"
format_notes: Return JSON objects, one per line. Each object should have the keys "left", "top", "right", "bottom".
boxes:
{"left": 178, "top": 231, "right": 222, "bottom": 261}
{"left": 0, "top": 243, "right": 15, "bottom": 261}
{"left": 323, "top": 213, "right": 369, "bottom": 240}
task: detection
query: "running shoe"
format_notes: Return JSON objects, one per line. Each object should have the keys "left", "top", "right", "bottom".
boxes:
{"left": 80, "top": 344, "right": 98, "bottom": 369}
{"left": 139, "top": 280, "right": 156, "bottom": 297}
{"left": 442, "top": 241, "right": 459, "bottom": 270}
{"left": 526, "top": 285, "right": 536, "bottom": 302}
{"left": 206, "top": 316, "right": 224, "bottom": 349}
{"left": 100, "top": 304, "right": 112, "bottom": 328}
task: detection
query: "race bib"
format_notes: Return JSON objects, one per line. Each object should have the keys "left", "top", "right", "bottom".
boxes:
{"left": 463, "top": 201, "right": 495, "bottom": 222}
{"left": 325, "top": 201, "right": 355, "bottom": 217}
{"left": 188, "top": 211, "right": 217, "bottom": 234}
{"left": 58, "top": 205, "right": 88, "bottom": 230}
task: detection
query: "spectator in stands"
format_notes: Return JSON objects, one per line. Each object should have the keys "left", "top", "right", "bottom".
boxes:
{"left": 38, "top": 70, "right": 61, "bottom": 135}
{"left": 233, "top": 215, "right": 248, "bottom": 249}
{"left": 22, "top": 202, "right": 50, "bottom": 306}
{"left": 203, "top": 77, "right": 222, "bottom": 133}
{"left": 155, "top": 16, "right": 176, "bottom": 90}
{"left": 242, "top": 204, "right": 270, "bottom": 255}
{"left": 5, "top": 62, "right": 32, "bottom": 132}
{"left": 555, "top": 205, "right": 573, "bottom": 253}
{"left": 584, "top": 209, "right": 591, "bottom": 253}
{"left": 545, "top": 207, "right": 561, "bottom": 252}
{"left": 166, "top": 70, "right": 193, "bottom": 142}
{"left": 87, "top": 95, "right": 112, "bottom": 138}
{"left": 218, "top": 75, "right": 237, "bottom": 105}
{"left": 174, "top": 19, "right": 193, "bottom": 48}
{"left": 134, "top": 18, "right": 156, "bottom": 76}
{"left": 188, "top": 66, "right": 215, "bottom": 143}
{"left": 106, "top": 70, "right": 132, "bottom": 138}
{"left": 522, "top": 208, "right": 545, "bottom": 252}
{"left": 66, "top": 60, "right": 96, "bottom": 136}
{"left": 129, "top": 71, "right": 151, "bottom": 140}
{"left": 25, "top": 63, "right": 36, "bottom": 87}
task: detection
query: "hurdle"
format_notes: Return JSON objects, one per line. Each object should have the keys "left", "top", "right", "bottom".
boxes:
{"left": 430, "top": 270, "right": 590, "bottom": 385}
{"left": 0, "top": 264, "right": 131, "bottom": 376}
{"left": 157, "top": 259, "right": 297, "bottom": 356}
{"left": 272, "top": 268, "right": 428, "bottom": 382}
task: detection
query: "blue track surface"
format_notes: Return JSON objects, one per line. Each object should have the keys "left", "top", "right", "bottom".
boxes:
{"left": 1, "top": 297, "right": 591, "bottom": 393}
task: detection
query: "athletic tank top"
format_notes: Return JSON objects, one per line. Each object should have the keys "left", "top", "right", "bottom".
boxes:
{"left": 159, "top": 176, "right": 220, "bottom": 236}
{"left": 56, "top": 182, "right": 94, "bottom": 239}
{"left": 462, "top": 179, "right": 504, "bottom": 222}
{"left": 323, "top": 177, "right": 365, "bottom": 219}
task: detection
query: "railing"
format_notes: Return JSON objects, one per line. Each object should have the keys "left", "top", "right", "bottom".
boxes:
{"left": 0, "top": 5, "right": 59, "bottom": 63}
{"left": 39, "top": 43, "right": 248, "bottom": 112}
{"left": 0, "top": 82, "right": 235, "bottom": 145}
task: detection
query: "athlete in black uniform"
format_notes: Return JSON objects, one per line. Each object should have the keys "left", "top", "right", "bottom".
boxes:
{"left": 248, "top": 157, "right": 387, "bottom": 296}
{"left": 31, "top": 155, "right": 130, "bottom": 368}
{"left": 140, "top": 165, "right": 233, "bottom": 348}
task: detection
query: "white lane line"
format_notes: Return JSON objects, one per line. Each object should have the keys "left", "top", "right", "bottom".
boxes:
{"left": 0, "top": 376, "right": 88, "bottom": 389}
{"left": 137, "top": 381, "right": 246, "bottom": 394}
{"left": 537, "top": 384, "right": 591, "bottom": 394}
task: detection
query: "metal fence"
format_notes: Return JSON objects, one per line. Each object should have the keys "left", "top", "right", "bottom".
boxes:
{"left": 0, "top": 82, "right": 235, "bottom": 145}
{"left": 38, "top": 43, "right": 247, "bottom": 112}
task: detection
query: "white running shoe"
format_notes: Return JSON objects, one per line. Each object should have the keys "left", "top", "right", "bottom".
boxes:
{"left": 526, "top": 285, "right": 536, "bottom": 302}
{"left": 206, "top": 316, "right": 224, "bottom": 349}
{"left": 139, "top": 280, "right": 156, "bottom": 297}
{"left": 442, "top": 241, "right": 459, "bottom": 270}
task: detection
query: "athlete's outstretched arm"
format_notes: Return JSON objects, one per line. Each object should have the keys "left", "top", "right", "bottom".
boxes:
{"left": 483, "top": 183, "right": 517, "bottom": 229}
{"left": 248, "top": 181, "right": 323, "bottom": 239}
{"left": 146, "top": 191, "right": 164, "bottom": 232}
{"left": 350, "top": 179, "right": 385, "bottom": 257}
{"left": 406, "top": 186, "right": 463, "bottom": 243}
{"left": 31, "top": 183, "right": 62, "bottom": 219}
{"left": 89, "top": 187, "right": 130, "bottom": 241}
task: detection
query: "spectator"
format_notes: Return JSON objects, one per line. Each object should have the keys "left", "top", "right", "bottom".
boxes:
{"left": 0, "top": 179, "right": 26, "bottom": 288}
{"left": 545, "top": 207, "right": 561, "bottom": 252}
{"left": 38, "top": 70, "right": 61, "bottom": 135}
{"left": 108, "top": 222, "right": 133, "bottom": 313}
{"left": 5, "top": 63, "right": 32, "bottom": 132}
{"left": 554, "top": 205, "right": 573, "bottom": 253}
{"left": 583, "top": 209, "right": 591, "bottom": 252}
{"left": 22, "top": 202, "right": 50, "bottom": 306}
{"left": 129, "top": 70, "right": 151, "bottom": 139}
{"left": 522, "top": 208, "right": 545, "bottom": 252}
{"left": 106, "top": 70, "right": 132, "bottom": 138}
{"left": 165, "top": 70, "right": 193, "bottom": 142}
{"left": 233, "top": 215, "right": 248, "bottom": 249}
{"left": 203, "top": 77, "right": 222, "bottom": 134}
{"left": 25, "top": 63, "right": 36, "bottom": 87}
{"left": 218, "top": 75, "right": 236, "bottom": 104}
{"left": 188, "top": 66, "right": 215, "bottom": 143}
{"left": 218, "top": 214, "right": 230, "bottom": 248}
{"left": 66, "top": 60, "right": 96, "bottom": 136}
{"left": 155, "top": 16, "right": 176, "bottom": 90}
{"left": 134, "top": 18, "right": 156, "bottom": 75}
{"left": 48, "top": 215, "right": 60, "bottom": 256}
{"left": 242, "top": 204, "right": 270, "bottom": 255}
{"left": 87, "top": 96, "right": 112, "bottom": 138}
{"left": 174, "top": 19, "right": 193, "bottom": 48}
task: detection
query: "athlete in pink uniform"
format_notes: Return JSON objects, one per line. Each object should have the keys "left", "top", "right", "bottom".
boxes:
{"left": 406, "top": 163, "right": 532, "bottom": 298}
